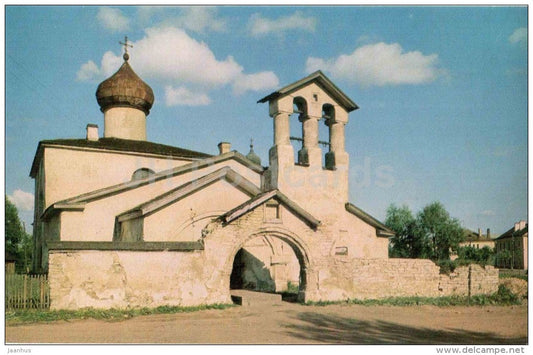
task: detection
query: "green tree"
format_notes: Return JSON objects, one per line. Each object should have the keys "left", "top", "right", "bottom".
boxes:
{"left": 5, "top": 196, "right": 23, "bottom": 258}
{"left": 385, "top": 201, "right": 464, "bottom": 261}
{"left": 385, "top": 204, "right": 429, "bottom": 258}
{"left": 5, "top": 196, "right": 32, "bottom": 273}
{"left": 417, "top": 202, "right": 464, "bottom": 261}
{"left": 495, "top": 249, "right": 512, "bottom": 268}
{"left": 457, "top": 245, "right": 494, "bottom": 265}
{"left": 19, "top": 229, "right": 33, "bottom": 273}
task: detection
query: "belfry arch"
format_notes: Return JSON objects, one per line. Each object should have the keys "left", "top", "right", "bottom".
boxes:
{"left": 291, "top": 96, "right": 309, "bottom": 164}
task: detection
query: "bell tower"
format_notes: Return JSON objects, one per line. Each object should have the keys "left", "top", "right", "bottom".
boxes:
{"left": 258, "top": 71, "right": 358, "bottom": 214}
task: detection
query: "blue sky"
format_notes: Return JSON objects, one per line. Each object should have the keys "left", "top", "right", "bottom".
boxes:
{"left": 5, "top": 5, "right": 528, "bottom": 235}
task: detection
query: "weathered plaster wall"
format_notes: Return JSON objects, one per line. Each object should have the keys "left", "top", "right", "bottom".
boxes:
{"left": 270, "top": 163, "right": 349, "bottom": 216}
{"left": 56, "top": 159, "right": 261, "bottom": 241}
{"left": 48, "top": 250, "right": 230, "bottom": 310}
{"left": 143, "top": 180, "right": 251, "bottom": 241}
{"left": 49, "top": 249, "right": 498, "bottom": 310}
{"left": 44, "top": 147, "right": 191, "bottom": 209}
{"left": 46, "top": 186, "right": 498, "bottom": 310}
{"left": 104, "top": 107, "right": 146, "bottom": 140}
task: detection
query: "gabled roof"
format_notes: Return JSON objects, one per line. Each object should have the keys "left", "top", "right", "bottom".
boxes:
{"left": 117, "top": 166, "right": 261, "bottom": 222}
{"left": 220, "top": 190, "right": 321, "bottom": 230}
{"left": 47, "top": 241, "right": 203, "bottom": 252}
{"left": 257, "top": 70, "right": 358, "bottom": 112}
{"left": 345, "top": 203, "right": 395, "bottom": 238}
{"left": 496, "top": 224, "right": 528, "bottom": 240}
{"left": 463, "top": 229, "right": 495, "bottom": 242}
{"left": 40, "top": 151, "right": 264, "bottom": 221}
{"left": 30, "top": 137, "right": 212, "bottom": 178}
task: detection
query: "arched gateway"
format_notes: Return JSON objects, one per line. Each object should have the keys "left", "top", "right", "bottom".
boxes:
{"left": 226, "top": 229, "right": 312, "bottom": 302}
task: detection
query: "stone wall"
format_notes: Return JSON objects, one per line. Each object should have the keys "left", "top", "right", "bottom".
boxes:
{"left": 315, "top": 258, "right": 499, "bottom": 301}
{"left": 437, "top": 263, "right": 499, "bottom": 296}
{"left": 49, "top": 247, "right": 499, "bottom": 310}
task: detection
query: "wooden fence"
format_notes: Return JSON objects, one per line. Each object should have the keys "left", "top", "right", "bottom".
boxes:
{"left": 5, "top": 274, "right": 50, "bottom": 310}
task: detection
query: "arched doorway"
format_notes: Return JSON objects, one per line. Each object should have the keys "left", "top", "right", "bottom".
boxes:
{"left": 228, "top": 231, "right": 309, "bottom": 302}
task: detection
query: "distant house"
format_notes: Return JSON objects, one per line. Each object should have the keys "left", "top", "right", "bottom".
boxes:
{"left": 460, "top": 228, "right": 495, "bottom": 250}
{"left": 5, "top": 252, "right": 16, "bottom": 274}
{"left": 495, "top": 221, "right": 528, "bottom": 270}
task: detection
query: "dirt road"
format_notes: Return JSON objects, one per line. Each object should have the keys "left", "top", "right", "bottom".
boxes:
{"left": 5, "top": 302, "right": 527, "bottom": 344}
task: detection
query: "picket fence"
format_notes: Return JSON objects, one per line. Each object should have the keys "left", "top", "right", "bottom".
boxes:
{"left": 5, "top": 274, "right": 50, "bottom": 310}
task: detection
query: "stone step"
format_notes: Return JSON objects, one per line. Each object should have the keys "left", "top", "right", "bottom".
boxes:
{"left": 230, "top": 289, "right": 283, "bottom": 307}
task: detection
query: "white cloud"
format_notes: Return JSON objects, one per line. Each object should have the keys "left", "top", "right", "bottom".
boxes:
{"left": 100, "top": 51, "right": 124, "bottom": 77}
{"left": 131, "top": 27, "right": 243, "bottom": 86}
{"left": 77, "top": 26, "right": 280, "bottom": 104}
{"left": 174, "top": 7, "right": 227, "bottom": 33}
{"left": 306, "top": 42, "right": 443, "bottom": 87}
{"left": 233, "top": 72, "right": 279, "bottom": 95}
{"left": 136, "top": 7, "right": 226, "bottom": 33}
{"left": 76, "top": 60, "right": 100, "bottom": 81}
{"left": 76, "top": 51, "right": 123, "bottom": 82}
{"left": 97, "top": 7, "right": 130, "bottom": 33}
{"left": 509, "top": 27, "right": 527, "bottom": 44}
{"left": 249, "top": 11, "right": 316, "bottom": 36}
{"left": 136, "top": 7, "right": 164, "bottom": 25}
{"left": 165, "top": 86, "right": 211, "bottom": 106}
{"left": 8, "top": 189, "right": 34, "bottom": 212}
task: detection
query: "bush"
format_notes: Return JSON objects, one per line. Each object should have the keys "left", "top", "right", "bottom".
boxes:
{"left": 286, "top": 281, "right": 299, "bottom": 294}
{"left": 493, "top": 284, "right": 520, "bottom": 304}
{"left": 456, "top": 246, "right": 494, "bottom": 267}
{"left": 437, "top": 259, "right": 457, "bottom": 274}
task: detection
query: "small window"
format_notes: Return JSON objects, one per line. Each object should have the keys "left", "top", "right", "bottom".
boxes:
{"left": 131, "top": 168, "right": 155, "bottom": 181}
{"left": 335, "top": 247, "right": 348, "bottom": 256}
{"left": 264, "top": 202, "right": 281, "bottom": 222}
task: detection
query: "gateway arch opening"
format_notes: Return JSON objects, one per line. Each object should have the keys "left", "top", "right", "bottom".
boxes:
{"left": 229, "top": 234, "right": 306, "bottom": 301}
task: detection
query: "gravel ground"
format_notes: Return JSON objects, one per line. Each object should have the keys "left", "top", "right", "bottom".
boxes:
{"left": 5, "top": 301, "right": 528, "bottom": 345}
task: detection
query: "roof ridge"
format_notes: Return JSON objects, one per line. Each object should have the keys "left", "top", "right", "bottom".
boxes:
{"left": 116, "top": 166, "right": 261, "bottom": 222}
{"left": 30, "top": 137, "right": 212, "bottom": 178}
{"left": 40, "top": 152, "right": 263, "bottom": 220}
{"left": 257, "top": 70, "right": 358, "bottom": 112}
{"left": 345, "top": 202, "right": 394, "bottom": 237}
{"left": 220, "top": 189, "right": 321, "bottom": 229}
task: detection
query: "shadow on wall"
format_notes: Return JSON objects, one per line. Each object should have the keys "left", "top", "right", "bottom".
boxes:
{"left": 230, "top": 248, "right": 275, "bottom": 292}
{"left": 283, "top": 312, "right": 527, "bottom": 345}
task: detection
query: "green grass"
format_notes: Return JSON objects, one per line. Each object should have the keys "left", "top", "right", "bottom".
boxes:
{"left": 499, "top": 269, "right": 528, "bottom": 281}
{"left": 6, "top": 303, "right": 235, "bottom": 325}
{"left": 305, "top": 285, "right": 521, "bottom": 307}
{"left": 500, "top": 274, "right": 528, "bottom": 282}
{"left": 286, "top": 281, "right": 300, "bottom": 294}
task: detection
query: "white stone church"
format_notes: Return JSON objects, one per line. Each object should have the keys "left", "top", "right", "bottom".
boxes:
{"left": 31, "top": 49, "right": 497, "bottom": 310}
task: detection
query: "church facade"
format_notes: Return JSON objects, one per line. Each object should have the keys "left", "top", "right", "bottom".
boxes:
{"left": 31, "top": 51, "right": 497, "bottom": 310}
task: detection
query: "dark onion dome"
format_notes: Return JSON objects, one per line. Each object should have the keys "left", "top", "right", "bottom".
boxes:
{"left": 246, "top": 141, "right": 261, "bottom": 166}
{"left": 96, "top": 56, "right": 154, "bottom": 115}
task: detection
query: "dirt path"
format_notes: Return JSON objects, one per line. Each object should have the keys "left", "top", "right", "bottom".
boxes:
{"left": 5, "top": 302, "right": 528, "bottom": 344}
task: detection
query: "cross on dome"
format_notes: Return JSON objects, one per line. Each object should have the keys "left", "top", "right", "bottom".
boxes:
{"left": 119, "top": 36, "right": 133, "bottom": 61}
